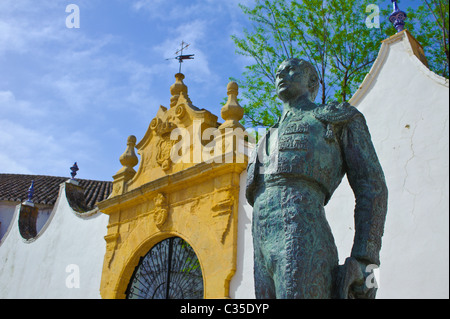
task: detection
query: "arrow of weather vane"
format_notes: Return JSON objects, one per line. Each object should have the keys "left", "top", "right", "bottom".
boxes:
{"left": 165, "top": 41, "right": 195, "bottom": 73}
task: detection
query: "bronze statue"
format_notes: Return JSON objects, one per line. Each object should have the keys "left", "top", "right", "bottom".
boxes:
{"left": 246, "top": 58, "right": 388, "bottom": 299}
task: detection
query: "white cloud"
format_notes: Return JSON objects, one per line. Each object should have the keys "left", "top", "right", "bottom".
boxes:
{"left": 0, "top": 153, "right": 32, "bottom": 174}
{"left": 153, "top": 19, "right": 213, "bottom": 80}
{"left": 0, "top": 116, "right": 104, "bottom": 178}
{"left": 0, "top": 90, "right": 47, "bottom": 122}
{"left": 0, "top": 0, "right": 255, "bottom": 180}
{"left": 0, "top": 119, "right": 63, "bottom": 175}
{"left": 0, "top": 1, "right": 67, "bottom": 56}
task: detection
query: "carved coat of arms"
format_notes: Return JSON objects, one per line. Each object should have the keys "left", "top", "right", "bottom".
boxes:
{"left": 156, "top": 135, "right": 176, "bottom": 171}
{"left": 153, "top": 193, "right": 169, "bottom": 228}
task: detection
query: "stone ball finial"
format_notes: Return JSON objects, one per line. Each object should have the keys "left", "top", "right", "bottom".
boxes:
{"left": 227, "top": 81, "right": 239, "bottom": 97}
{"left": 112, "top": 135, "right": 138, "bottom": 196}
{"left": 170, "top": 73, "right": 186, "bottom": 95}
{"left": 119, "top": 135, "right": 138, "bottom": 170}
{"left": 219, "top": 81, "right": 244, "bottom": 130}
{"left": 127, "top": 135, "right": 137, "bottom": 145}
{"left": 170, "top": 73, "right": 188, "bottom": 108}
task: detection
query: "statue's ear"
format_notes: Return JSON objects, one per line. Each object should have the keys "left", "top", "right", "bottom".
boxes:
{"left": 308, "top": 72, "right": 318, "bottom": 89}
{"left": 308, "top": 73, "right": 319, "bottom": 101}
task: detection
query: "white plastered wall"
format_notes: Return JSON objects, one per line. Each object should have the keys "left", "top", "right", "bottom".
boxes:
{"left": 0, "top": 182, "right": 109, "bottom": 298}
{"left": 230, "top": 170, "right": 255, "bottom": 298}
{"left": 231, "top": 31, "right": 449, "bottom": 299}
{"left": 325, "top": 31, "right": 449, "bottom": 299}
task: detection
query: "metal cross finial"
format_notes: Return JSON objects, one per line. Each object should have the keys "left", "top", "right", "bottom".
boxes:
{"left": 166, "top": 41, "right": 195, "bottom": 73}
{"left": 27, "top": 180, "right": 35, "bottom": 203}
{"left": 70, "top": 162, "right": 79, "bottom": 179}
{"left": 389, "top": 0, "right": 407, "bottom": 32}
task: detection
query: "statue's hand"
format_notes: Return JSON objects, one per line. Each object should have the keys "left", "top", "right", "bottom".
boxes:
{"left": 349, "top": 259, "right": 378, "bottom": 299}
{"left": 335, "top": 257, "right": 363, "bottom": 299}
{"left": 335, "top": 257, "right": 377, "bottom": 299}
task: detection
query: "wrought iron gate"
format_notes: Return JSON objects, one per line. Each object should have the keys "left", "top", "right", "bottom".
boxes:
{"left": 126, "top": 237, "right": 204, "bottom": 299}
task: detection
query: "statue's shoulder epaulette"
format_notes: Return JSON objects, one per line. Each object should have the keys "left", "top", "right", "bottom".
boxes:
{"left": 313, "top": 101, "right": 361, "bottom": 124}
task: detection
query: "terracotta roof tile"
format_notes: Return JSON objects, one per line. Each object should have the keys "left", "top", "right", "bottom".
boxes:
{"left": 0, "top": 173, "right": 112, "bottom": 210}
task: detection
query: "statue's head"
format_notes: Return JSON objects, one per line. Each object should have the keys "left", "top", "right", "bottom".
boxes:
{"left": 275, "top": 58, "right": 319, "bottom": 103}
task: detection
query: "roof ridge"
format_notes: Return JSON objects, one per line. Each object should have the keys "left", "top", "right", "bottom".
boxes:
{"left": 0, "top": 173, "right": 111, "bottom": 183}
{"left": 0, "top": 173, "right": 112, "bottom": 209}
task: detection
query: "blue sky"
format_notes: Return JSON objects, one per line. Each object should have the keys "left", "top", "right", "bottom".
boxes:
{"left": 0, "top": 0, "right": 414, "bottom": 181}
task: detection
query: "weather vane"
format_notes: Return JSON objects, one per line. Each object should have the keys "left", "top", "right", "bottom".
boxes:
{"left": 166, "top": 41, "right": 195, "bottom": 73}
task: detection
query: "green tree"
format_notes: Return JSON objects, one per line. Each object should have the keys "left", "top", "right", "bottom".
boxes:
{"left": 232, "top": 0, "right": 448, "bottom": 128}
{"left": 233, "top": 0, "right": 391, "bottom": 128}
{"left": 405, "top": 0, "right": 449, "bottom": 78}
{"left": 326, "top": 0, "right": 392, "bottom": 102}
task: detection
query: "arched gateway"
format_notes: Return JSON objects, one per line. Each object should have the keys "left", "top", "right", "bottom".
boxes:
{"left": 97, "top": 74, "right": 248, "bottom": 299}
{"left": 126, "top": 237, "right": 203, "bottom": 299}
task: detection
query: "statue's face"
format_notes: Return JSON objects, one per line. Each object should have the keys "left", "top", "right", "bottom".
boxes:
{"left": 275, "top": 60, "right": 311, "bottom": 102}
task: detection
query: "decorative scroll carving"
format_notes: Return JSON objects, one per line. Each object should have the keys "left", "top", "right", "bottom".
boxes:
{"left": 104, "top": 233, "right": 120, "bottom": 268}
{"left": 211, "top": 198, "right": 233, "bottom": 244}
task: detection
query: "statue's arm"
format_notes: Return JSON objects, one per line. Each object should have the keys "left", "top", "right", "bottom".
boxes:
{"left": 245, "top": 145, "right": 259, "bottom": 207}
{"left": 341, "top": 114, "right": 388, "bottom": 267}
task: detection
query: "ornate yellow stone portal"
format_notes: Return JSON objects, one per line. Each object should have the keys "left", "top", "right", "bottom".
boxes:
{"left": 97, "top": 73, "right": 248, "bottom": 299}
